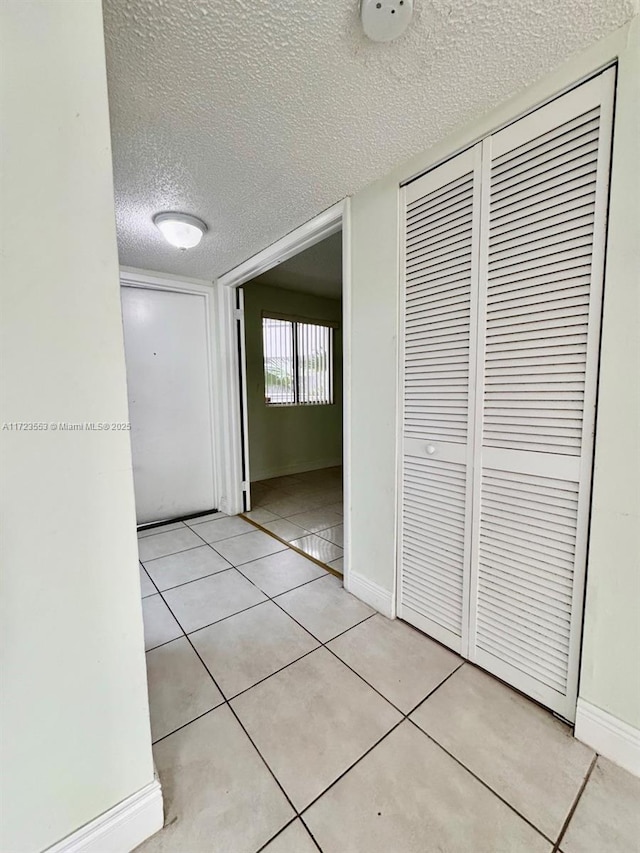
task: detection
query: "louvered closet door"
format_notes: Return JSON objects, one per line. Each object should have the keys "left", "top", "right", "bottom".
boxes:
{"left": 398, "top": 145, "right": 482, "bottom": 653}
{"left": 469, "top": 69, "right": 615, "bottom": 720}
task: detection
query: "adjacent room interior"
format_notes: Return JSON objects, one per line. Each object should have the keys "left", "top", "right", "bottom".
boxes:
{"left": 239, "top": 232, "right": 345, "bottom": 574}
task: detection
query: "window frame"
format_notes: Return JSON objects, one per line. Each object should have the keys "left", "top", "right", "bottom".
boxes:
{"left": 262, "top": 311, "right": 337, "bottom": 407}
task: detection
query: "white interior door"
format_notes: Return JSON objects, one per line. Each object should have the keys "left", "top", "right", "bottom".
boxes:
{"left": 468, "top": 69, "right": 615, "bottom": 721}
{"left": 398, "top": 145, "right": 482, "bottom": 654}
{"left": 121, "top": 284, "right": 216, "bottom": 525}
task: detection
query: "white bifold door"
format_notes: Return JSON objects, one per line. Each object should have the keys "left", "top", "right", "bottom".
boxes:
{"left": 398, "top": 68, "right": 615, "bottom": 721}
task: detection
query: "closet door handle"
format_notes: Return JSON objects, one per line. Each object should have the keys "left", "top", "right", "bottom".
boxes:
{"left": 426, "top": 444, "right": 436, "bottom": 455}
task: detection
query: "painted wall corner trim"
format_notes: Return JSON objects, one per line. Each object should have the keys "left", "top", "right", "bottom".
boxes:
{"left": 346, "top": 570, "right": 395, "bottom": 619}
{"left": 575, "top": 698, "right": 640, "bottom": 777}
{"left": 45, "top": 779, "right": 163, "bottom": 853}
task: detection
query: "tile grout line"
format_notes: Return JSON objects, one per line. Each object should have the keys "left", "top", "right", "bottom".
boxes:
{"left": 221, "top": 547, "right": 558, "bottom": 848}
{"left": 298, "top": 815, "right": 324, "bottom": 853}
{"left": 298, "top": 719, "right": 406, "bottom": 817}
{"left": 146, "top": 565, "right": 234, "bottom": 594}
{"left": 141, "top": 482, "right": 343, "bottom": 848}
{"left": 240, "top": 514, "right": 344, "bottom": 579}
{"left": 149, "top": 541, "right": 411, "bottom": 848}
{"left": 151, "top": 703, "right": 224, "bottom": 747}
{"left": 154, "top": 587, "right": 303, "bottom": 821}
{"left": 253, "top": 816, "right": 300, "bottom": 853}
{"left": 404, "top": 661, "right": 466, "bottom": 717}
{"left": 148, "top": 551, "right": 333, "bottom": 598}
{"left": 551, "top": 752, "right": 597, "bottom": 852}
{"left": 143, "top": 512, "right": 557, "bottom": 850}
{"left": 405, "top": 717, "right": 556, "bottom": 846}
{"left": 146, "top": 530, "right": 467, "bottom": 832}
{"left": 154, "top": 570, "right": 333, "bottom": 643}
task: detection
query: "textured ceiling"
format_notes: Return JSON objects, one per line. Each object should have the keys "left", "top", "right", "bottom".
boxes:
{"left": 103, "top": 0, "right": 635, "bottom": 281}
{"left": 248, "top": 231, "right": 342, "bottom": 298}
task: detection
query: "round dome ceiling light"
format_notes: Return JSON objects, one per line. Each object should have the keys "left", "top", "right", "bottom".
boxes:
{"left": 153, "top": 212, "right": 207, "bottom": 250}
{"left": 360, "top": 0, "right": 414, "bottom": 42}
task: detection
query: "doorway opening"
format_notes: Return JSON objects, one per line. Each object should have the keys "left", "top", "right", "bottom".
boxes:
{"left": 238, "top": 230, "right": 344, "bottom": 576}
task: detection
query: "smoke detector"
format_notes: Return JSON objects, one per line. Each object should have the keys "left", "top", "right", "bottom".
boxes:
{"left": 361, "top": 0, "right": 414, "bottom": 42}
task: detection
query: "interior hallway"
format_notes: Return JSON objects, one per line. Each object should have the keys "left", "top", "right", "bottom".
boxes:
{"left": 137, "top": 514, "right": 639, "bottom": 853}
{"left": 244, "top": 467, "right": 344, "bottom": 574}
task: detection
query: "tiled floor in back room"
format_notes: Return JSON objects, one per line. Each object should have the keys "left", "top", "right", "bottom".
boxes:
{"left": 136, "top": 514, "right": 640, "bottom": 853}
{"left": 242, "top": 467, "right": 345, "bottom": 574}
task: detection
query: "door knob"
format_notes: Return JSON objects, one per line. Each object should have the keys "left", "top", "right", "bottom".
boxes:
{"left": 426, "top": 444, "right": 436, "bottom": 454}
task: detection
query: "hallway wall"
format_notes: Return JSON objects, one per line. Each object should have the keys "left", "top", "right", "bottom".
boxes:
{"left": 0, "top": 2, "right": 156, "bottom": 850}
{"left": 243, "top": 283, "right": 343, "bottom": 482}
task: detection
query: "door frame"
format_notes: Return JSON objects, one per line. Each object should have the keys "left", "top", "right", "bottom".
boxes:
{"left": 119, "top": 267, "right": 220, "bottom": 516}
{"left": 214, "top": 199, "right": 351, "bottom": 585}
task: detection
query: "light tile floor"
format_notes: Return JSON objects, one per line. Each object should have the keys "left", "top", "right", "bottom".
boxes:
{"left": 245, "top": 468, "right": 345, "bottom": 574}
{"left": 136, "top": 516, "right": 640, "bottom": 853}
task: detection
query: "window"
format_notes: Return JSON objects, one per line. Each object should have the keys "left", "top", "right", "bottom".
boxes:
{"left": 263, "top": 315, "right": 334, "bottom": 405}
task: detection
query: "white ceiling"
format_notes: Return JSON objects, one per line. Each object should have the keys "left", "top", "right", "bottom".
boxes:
{"left": 248, "top": 232, "right": 342, "bottom": 299}
{"left": 103, "top": 0, "right": 635, "bottom": 282}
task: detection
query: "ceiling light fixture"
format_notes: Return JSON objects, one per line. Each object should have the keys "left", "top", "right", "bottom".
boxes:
{"left": 153, "top": 212, "right": 207, "bottom": 250}
{"left": 360, "top": 0, "right": 414, "bottom": 42}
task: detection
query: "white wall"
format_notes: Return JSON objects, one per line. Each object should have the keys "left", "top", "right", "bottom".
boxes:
{"left": 347, "top": 19, "right": 640, "bottom": 731}
{"left": 0, "top": 2, "right": 156, "bottom": 851}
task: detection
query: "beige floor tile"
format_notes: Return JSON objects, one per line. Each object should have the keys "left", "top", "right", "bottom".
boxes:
{"left": 162, "top": 569, "right": 267, "bottom": 633}
{"left": 145, "top": 637, "right": 223, "bottom": 741}
{"left": 326, "top": 502, "right": 344, "bottom": 516}
{"left": 328, "top": 614, "right": 462, "bottom": 712}
{"left": 138, "top": 706, "right": 294, "bottom": 853}
{"left": 291, "top": 534, "right": 343, "bottom": 564}
{"left": 304, "top": 721, "right": 550, "bottom": 853}
{"left": 263, "top": 475, "right": 303, "bottom": 488}
{"left": 263, "top": 496, "right": 325, "bottom": 516}
{"left": 317, "top": 523, "right": 344, "bottom": 547}
{"left": 231, "top": 648, "right": 401, "bottom": 810}
{"left": 213, "top": 530, "right": 288, "bottom": 566}
{"left": 243, "top": 508, "right": 280, "bottom": 524}
{"left": 261, "top": 820, "right": 319, "bottom": 853}
{"left": 192, "top": 515, "right": 255, "bottom": 543}
{"left": 411, "top": 664, "right": 594, "bottom": 840}
{"left": 263, "top": 518, "right": 310, "bottom": 543}
{"left": 561, "top": 756, "right": 640, "bottom": 852}
{"left": 137, "top": 527, "right": 203, "bottom": 562}
{"left": 237, "top": 549, "right": 327, "bottom": 597}
{"left": 286, "top": 508, "right": 343, "bottom": 533}
{"left": 190, "top": 600, "right": 319, "bottom": 698}
{"left": 143, "top": 545, "right": 232, "bottom": 591}
{"left": 250, "top": 490, "right": 272, "bottom": 508}
{"left": 275, "top": 574, "right": 373, "bottom": 642}
{"left": 139, "top": 565, "right": 156, "bottom": 598}
{"left": 141, "top": 594, "right": 183, "bottom": 651}
{"left": 137, "top": 521, "right": 186, "bottom": 539}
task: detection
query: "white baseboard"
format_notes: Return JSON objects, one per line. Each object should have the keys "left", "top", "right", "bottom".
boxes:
{"left": 46, "top": 778, "right": 163, "bottom": 853}
{"left": 346, "top": 570, "right": 395, "bottom": 618}
{"left": 575, "top": 699, "right": 640, "bottom": 777}
{"left": 251, "top": 458, "right": 343, "bottom": 482}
